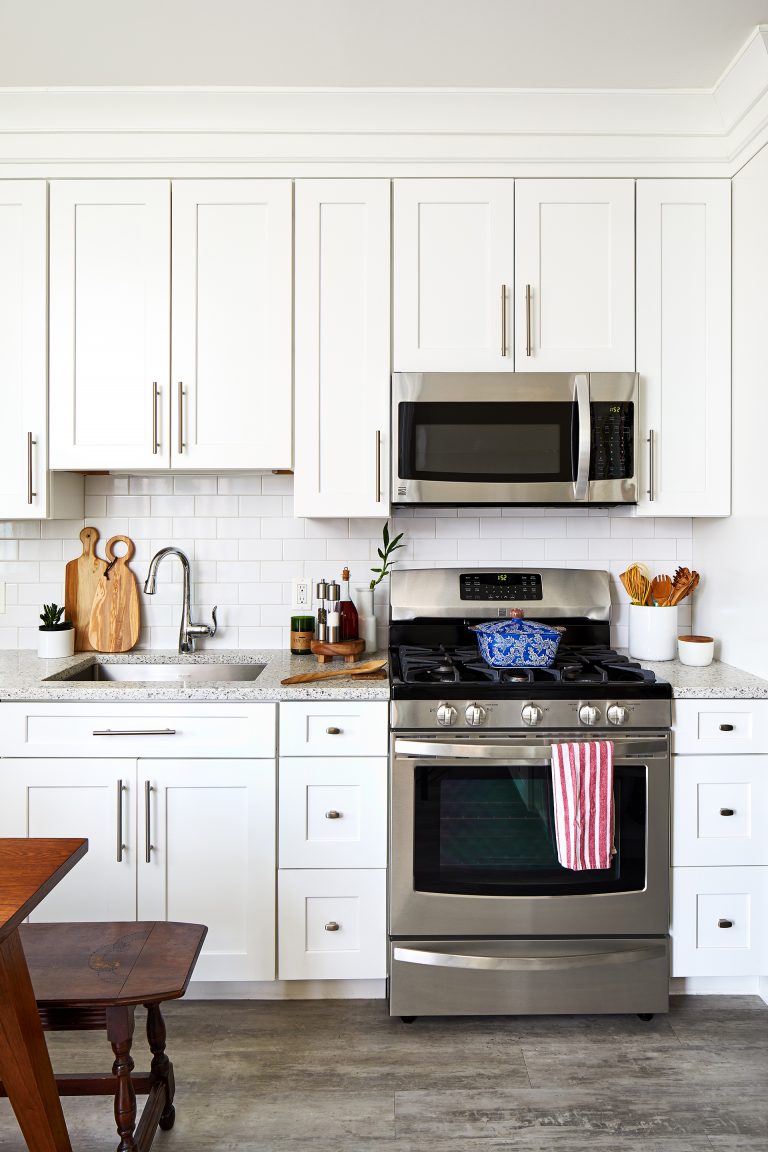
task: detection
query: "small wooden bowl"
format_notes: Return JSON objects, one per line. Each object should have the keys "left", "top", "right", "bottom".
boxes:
{"left": 310, "top": 639, "right": 366, "bottom": 665}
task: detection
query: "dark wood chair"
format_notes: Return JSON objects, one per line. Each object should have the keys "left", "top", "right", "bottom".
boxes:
{"left": 1, "top": 921, "right": 206, "bottom": 1152}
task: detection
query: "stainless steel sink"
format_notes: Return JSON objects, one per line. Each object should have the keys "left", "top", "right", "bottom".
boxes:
{"left": 48, "top": 662, "right": 266, "bottom": 684}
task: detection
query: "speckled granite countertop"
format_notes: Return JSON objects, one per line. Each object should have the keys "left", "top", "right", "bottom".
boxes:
{"left": 0, "top": 650, "right": 390, "bottom": 703}
{"left": 639, "top": 657, "right": 768, "bottom": 699}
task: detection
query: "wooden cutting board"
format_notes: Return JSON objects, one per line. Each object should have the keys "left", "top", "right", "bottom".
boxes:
{"left": 65, "top": 526, "right": 107, "bottom": 652}
{"left": 88, "top": 535, "right": 141, "bottom": 653}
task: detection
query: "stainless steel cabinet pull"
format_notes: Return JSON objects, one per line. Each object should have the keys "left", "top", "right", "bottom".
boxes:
{"left": 718, "top": 918, "right": 733, "bottom": 928}
{"left": 647, "top": 430, "right": 655, "bottom": 501}
{"left": 501, "top": 283, "right": 507, "bottom": 356}
{"left": 375, "top": 430, "right": 382, "bottom": 503}
{"left": 27, "top": 432, "right": 37, "bottom": 504}
{"left": 178, "top": 381, "right": 185, "bottom": 454}
{"left": 324, "top": 921, "right": 340, "bottom": 932}
{"left": 116, "top": 779, "right": 126, "bottom": 863}
{"left": 92, "top": 728, "right": 177, "bottom": 737}
{"left": 719, "top": 723, "right": 734, "bottom": 732}
{"left": 326, "top": 726, "right": 342, "bottom": 735}
{"left": 525, "top": 284, "right": 532, "bottom": 356}
{"left": 720, "top": 807, "right": 735, "bottom": 816}
{"left": 152, "top": 382, "right": 160, "bottom": 454}
{"left": 325, "top": 810, "right": 342, "bottom": 820}
{"left": 144, "top": 780, "right": 153, "bottom": 863}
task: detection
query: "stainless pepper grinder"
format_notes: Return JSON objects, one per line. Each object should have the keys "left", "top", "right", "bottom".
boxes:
{"left": 315, "top": 579, "right": 329, "bottom": 642}
{"left": 327, "top": 581, "right": 341, "bottom": 643}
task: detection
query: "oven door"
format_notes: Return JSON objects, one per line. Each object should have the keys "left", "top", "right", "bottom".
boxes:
{"left": 390, "top": 732, "right": 669, "bottom": 938}
{"left": 392, "top": 371, "right": 637, "bottom": 505}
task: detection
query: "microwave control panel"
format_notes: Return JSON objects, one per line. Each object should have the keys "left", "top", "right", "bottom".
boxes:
{"left": 589, "top": 401, "right": 634, "bottom": 481}
{"left": 460, "top": 572, "right": 543, "bottom": 601}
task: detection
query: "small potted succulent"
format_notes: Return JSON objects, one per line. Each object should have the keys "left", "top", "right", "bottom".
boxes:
{"left": 38, "top": 603, "right": 74, "bottom": 659}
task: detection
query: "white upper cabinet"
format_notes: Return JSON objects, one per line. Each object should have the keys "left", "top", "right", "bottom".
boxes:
{"left": 393, "top": 179, "right": 515, "bottom": 371}
{"left": 49, "top": 180, "right": 171, "bottom": 471}
{"left": 514, "top": 179, "right": 635, "bottom": 371}
{"left": 171, "top": 180, "right": 292, "bottom": 470}
{"left": 636, "top": 180, "right": 731, "bottom": 516}
{"left": 0, "top": 182, "right": 82, "bottom": 519}
{"left": 294, "top": 180, "right": 390, "bottom": 517}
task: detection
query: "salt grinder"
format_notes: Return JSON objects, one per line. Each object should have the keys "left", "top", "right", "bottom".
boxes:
{"left": 315, "top": 579, "right": 329, "bottom": 642}
{"left": 327, "top": 581, "right": 341, "bottom": 643}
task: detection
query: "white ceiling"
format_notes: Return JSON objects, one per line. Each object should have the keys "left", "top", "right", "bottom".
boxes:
{"left": 1, "top": 0, "right": 767, "bottom": 90}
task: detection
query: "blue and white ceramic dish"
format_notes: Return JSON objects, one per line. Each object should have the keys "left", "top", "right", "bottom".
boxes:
{"left": 470, "top": 618, "right": 563, "bottom": 668}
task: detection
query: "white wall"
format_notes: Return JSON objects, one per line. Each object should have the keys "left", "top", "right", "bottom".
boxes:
{"left": 692, "top": 142, "right": 768, "bottom": 678}
{"left": 0, "top": 476, "right": 692, "bottom": 652}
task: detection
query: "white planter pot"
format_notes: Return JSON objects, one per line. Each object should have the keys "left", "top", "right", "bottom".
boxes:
{"left": 37, "top": 627, "right": 75, "bottom": 659}
{"left": 628, "top": 605, "right": 679, "bottom": 661}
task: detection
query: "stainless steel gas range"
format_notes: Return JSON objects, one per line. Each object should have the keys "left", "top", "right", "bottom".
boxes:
{"left": 388, "top": 567, "right": 671, "bottom": 1019}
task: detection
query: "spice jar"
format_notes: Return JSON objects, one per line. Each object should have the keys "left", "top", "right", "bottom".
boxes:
{"left": 290, "top": 615, "right": 315, "bottom": 655}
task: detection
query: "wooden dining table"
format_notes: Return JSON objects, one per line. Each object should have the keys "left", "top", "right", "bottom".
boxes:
{"left": 0, "top": 837, "right": 87, "bottom": 1151}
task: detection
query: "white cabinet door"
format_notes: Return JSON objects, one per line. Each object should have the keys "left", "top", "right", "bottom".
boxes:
{"left": 636, "top": 180, "right": 731, "bottom": 516}
{"left": 294, "top": 180, "right": 390, "bottom": 516}
{"left": 0, "top": 182, "right": 48, "bottom": 517}
{"left": 49, "top": 180, "right": 171, "bottom": 470}
{"left": 138, "top": 759, "right": 276, "bottom": 982}
{"left": 671, "top": 866, "right": 768, "bottom": 977}
{"left": 279, "top": 757, "right": 388, "bottom": 869}
{"left": 393, "top": 179, "right": 515, "bottom": 371}
{"left": 170, "top": 180, "right": 292, "bottom": 470}
{"left": 514, "top": 179, "right": 635, "bottom": 371}
{"left": 278, "top": 868, "right": 387, "bottom": 980}
{"left": 0, "top": 759, "right": 137, "bottom": 922}
{"left": 673, "top": 756, "right": 768, "bottom": 867}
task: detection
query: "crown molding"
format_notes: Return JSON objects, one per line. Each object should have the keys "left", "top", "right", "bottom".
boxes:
{"left": 2, "top": 27, "right": 768, "bottom": 176}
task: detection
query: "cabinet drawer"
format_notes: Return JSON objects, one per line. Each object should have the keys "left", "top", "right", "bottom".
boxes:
{"left": 0, "top": 702, "right": 276, "bottom": 758}
{"left": 673, "top": 700, "right": 768, "bottom": 755}
{"left": 279, "top": 702, "right": 388, "bottom": 757}
{"left": 278, "top": 868, "right": 386, "bottom": 980}
{"left": 279, "top": 758, "right": 387, "bottom": 868}
{"left": 671, "top": 866, "right": 768, "bottom": 977}
{"left": 673, "top": 756, "right": 768, "bottom": 866}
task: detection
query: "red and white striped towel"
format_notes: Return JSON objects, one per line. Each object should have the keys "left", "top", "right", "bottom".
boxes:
{"left": 551, "top": 741, "right": 615, "bottom": 871}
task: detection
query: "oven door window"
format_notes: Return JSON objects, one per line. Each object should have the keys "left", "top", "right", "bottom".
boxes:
{"left": 412, "top": 764, "right": 646, "bottom": 896}
{"left": 398, "top": 401, "right": 577, "bottom": 484}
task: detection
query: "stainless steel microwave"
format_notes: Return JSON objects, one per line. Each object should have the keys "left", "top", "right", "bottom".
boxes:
{"left": 392, "top": 372, "right": 638, "bottom": 506}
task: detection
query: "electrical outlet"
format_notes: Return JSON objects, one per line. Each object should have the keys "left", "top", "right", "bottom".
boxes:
{"left": 291, "top": 579, "right": 312, "bottom": 610}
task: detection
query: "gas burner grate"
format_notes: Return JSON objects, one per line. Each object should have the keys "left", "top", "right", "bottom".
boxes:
{"left": 396, "top": 643, "right": 657, "bottom": 689}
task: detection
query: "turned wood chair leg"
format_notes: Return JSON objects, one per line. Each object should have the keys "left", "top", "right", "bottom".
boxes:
{"left": 107, "top": 1005, "right": 138, "bottom": 1152}
{"left": 145, "top": 1001, "right": 176, "bottom": 1130}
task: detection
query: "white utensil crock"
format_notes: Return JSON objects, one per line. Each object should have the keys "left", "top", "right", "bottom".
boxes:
{"left": 628, "top": 605, "right": 678, "bottom": 661}
{"left": 354, "top": 586, "right": 378, "bottom": 652}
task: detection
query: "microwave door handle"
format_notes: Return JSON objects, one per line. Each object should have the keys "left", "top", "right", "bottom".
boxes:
{"left": 573, "top": 373, "right": 590, "bottom": 501}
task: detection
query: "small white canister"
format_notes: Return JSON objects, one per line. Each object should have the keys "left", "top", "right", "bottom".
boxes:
{"left": 677, "top": 635, "right": 715, "bottom": 667}
{"left": 628, "top": 605, "right": 679, "bottom": 661}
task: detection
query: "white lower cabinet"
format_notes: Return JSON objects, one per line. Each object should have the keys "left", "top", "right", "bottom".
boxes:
{"left": 278, "top": 869, "right": 387, "bottom": 980}
{"left": 671, "top": 700, "right": 768, "bottom": 982}
{"left": 0, "top": 703, "right": 277, "bottom": 984}
{"left": 279, "top": 757, "right": 387, "bottom": 869}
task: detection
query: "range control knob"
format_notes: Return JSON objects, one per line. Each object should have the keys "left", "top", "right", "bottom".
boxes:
{"left": 607, "top": 703, "right": 629, "bottom": 726}
{"left": 465, "top": 702, "right": 488, "bottom": 728}
{"left": 578, "top": 703, "right": 601, "bottom": 727}
{"left": 436, "top": 703, "right": 458, "bottom": 728}
{"left": 521, "top": 703, "right": 543, "bottom": 726}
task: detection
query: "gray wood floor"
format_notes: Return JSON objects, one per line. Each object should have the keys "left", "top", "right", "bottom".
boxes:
{"left": 1, "top": 995, "right": 766, "bottom": 1151}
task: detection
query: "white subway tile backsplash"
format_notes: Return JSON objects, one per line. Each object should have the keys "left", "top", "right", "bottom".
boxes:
{"left": 0, "top": 477, "right": 693, "bottom": 649}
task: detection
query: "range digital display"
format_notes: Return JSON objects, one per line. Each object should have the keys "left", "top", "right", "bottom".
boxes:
{"left": 459, "top": 572, "right": 543, "bottom": 601}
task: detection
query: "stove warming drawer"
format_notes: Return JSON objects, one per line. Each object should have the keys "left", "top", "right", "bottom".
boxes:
{"left": 389, "top": 937, "right": 669, "bottom": 1017}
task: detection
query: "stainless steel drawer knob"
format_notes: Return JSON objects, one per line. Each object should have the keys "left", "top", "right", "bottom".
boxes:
{"left": 719, "top": 807, "right": 735, "bottom": 816}
{"left": 718, "top": 918, "right": 733, "bottom": 928}
{"left": 325, "top": 810, "right": 342, "bottom": 820}
{"left": 326, "top": 726, "right": 342, "bottom": 735}
{"left": 324, "top": 921, "right": 340, "bottom": 932}
{"left": 719, "top": 724, "right": 735, "bottom": 732}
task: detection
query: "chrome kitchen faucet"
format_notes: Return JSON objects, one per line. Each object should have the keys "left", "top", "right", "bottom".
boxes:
{"left": 144, "top": 547, "right": 218, "bottom": 654}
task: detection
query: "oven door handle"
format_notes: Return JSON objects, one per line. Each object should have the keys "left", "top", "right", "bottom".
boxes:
{"left": 392, "top": 944, "right": 666, "bottom": 972}
{"left": 394, "top": 739, "right": 665, "bottom": 761}
{"left": 573, "top": 372, "right": 590, "bottom": 501}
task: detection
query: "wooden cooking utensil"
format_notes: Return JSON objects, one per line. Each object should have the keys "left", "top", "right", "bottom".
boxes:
{"left": 650, "top": 574, "right": 673, "bottom": 607}
{"left": 280, "top": 659, "right": 387, "bottom": 686}
{"left": 87, "top": 535, "right": 141, "bottom": 653}
{"left": 65, "top": 526, "right": 107, "bottom": 652}
{"left": 620, "top": 562, "right": 653, "bottom": 605}
{"left": 669, "top": 569, "right": 700, "bottom": 605}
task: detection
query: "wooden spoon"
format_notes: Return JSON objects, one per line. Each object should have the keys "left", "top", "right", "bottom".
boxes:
{"left": 281, "top": 659, "right": 387, "bottom": 686}
{"left": 651, "top": 574, "right": 673, "bottom": 606}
